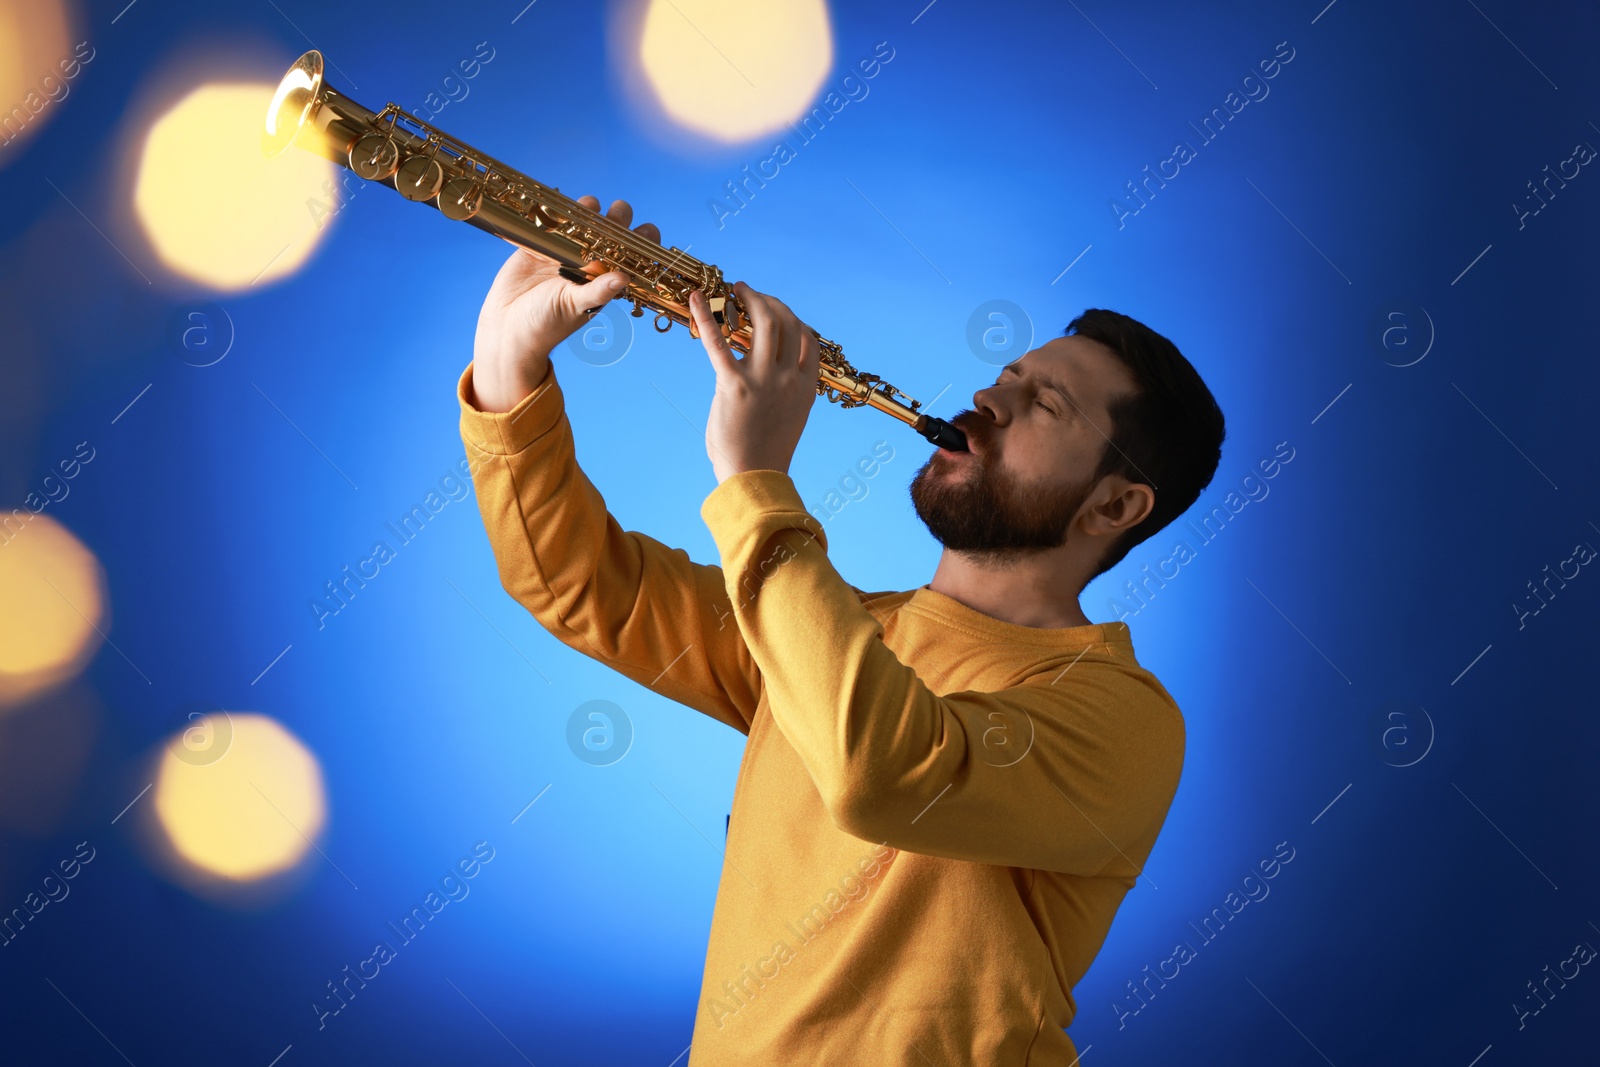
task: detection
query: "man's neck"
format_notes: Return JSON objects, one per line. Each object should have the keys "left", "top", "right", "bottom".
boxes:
{"left": 927, "top": 547, "right": 1093, "bottom": 630}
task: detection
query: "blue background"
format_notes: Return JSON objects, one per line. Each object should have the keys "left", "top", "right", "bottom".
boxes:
{"left": 2, "top": 0, "right": 1597, "bottom": 1063}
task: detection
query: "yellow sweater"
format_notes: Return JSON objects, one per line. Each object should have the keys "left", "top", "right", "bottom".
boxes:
{"left": 457, "top": 359, "right": 1186, "bottom": 1065}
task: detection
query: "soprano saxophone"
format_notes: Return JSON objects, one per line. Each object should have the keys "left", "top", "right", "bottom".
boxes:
{"left": 263, "top": 50, "right": 968, "bottom": 451}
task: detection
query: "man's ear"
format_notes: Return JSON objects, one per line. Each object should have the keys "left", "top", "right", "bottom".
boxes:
{"left": 1083, "top": 477, "right": 1155, "bottom": 539}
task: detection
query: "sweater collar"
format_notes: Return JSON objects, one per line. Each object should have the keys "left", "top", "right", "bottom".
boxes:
{"left": 904, "top": 585, "right": 1133, "bottom": 650}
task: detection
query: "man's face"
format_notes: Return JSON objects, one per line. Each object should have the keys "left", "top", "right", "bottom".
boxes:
{"left": 909, "top": 336, "right": 1137, "bottom": 563}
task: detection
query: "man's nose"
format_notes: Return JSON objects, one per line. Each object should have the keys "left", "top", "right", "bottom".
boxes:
{"left": 972, "top": 384, "right": 1008, "bottom": 426}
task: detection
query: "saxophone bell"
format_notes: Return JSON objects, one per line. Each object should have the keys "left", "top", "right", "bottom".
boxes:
{"left": 262, "top": 49, "right": 332, "bottom": 162}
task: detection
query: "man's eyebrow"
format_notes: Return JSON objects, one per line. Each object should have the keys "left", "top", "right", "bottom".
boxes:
{"left": 999, "top": 362, "right": 1082, "bottom": 412}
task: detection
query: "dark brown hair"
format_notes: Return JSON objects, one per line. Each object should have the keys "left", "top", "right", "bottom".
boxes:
{"left": 1066, "top": 309, "right": 1226, "bottom": 581}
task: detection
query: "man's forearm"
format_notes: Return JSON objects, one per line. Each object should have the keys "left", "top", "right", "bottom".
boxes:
{"left": 457, "top": 358, "right": 763, "bottom": 734}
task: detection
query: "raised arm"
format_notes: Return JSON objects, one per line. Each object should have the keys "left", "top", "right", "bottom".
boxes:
{"left": 700, "top": 471, "right": 1185, "bottom": 874}
{"left": 460, "top": 362, "right": 761, "bottom": 733}
{"left": 681, "top": 282, "right": 1184, "bottom": 873}
{"left": 461, "top": 198, "right": 762, "bottom": 734}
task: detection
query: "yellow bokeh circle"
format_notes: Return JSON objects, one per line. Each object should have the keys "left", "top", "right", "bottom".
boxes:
{"left": 153, "top": 713, "right": 326, "bottom": 881}
{"left": 0, "top": 0, "right": 77, "bottom": 168}
{"left": 0, "top": 513, "right": 104, "bottom": 709}
{"left": 638, "top": 0, "right": 833, "bottom": 142}
{"left": 133, "top": 82, "right": 336, "bottom": 290}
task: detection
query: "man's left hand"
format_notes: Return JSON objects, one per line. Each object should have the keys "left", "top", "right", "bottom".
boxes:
{"left": 688, "top": 281, "right": 820, "bottom": 485}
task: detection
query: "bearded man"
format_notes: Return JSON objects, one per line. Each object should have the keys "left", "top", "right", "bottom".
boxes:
{"left": 458, "top": 196, "right": 1226, "bottom": 1065}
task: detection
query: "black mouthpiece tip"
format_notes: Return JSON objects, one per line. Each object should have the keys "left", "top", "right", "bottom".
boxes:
{"left": 917, "top": 416, "right": 968, "bottom": 452}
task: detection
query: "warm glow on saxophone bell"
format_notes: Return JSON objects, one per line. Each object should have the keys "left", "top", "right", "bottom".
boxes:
{"left": 262, "top": 49, "right": 968, "bottom": 452}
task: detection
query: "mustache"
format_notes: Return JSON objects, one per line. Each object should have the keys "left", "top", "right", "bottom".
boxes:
{"left": 948, "top": 410, "right": 992, "bottom": 455}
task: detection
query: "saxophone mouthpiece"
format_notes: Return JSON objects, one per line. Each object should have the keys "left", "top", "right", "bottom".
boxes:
{"left": 917, "top": 416, "right": 968, "bottom": 452}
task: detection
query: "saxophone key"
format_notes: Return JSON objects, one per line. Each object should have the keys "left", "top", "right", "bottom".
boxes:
{"left": 439, "top": 177, "right": 483, "bottom": 220}
{"left": 396, "top": 156, "right": 445, "bottom": 201}
{"left": 350, "top": 134, "right": 399, "bottom": 180}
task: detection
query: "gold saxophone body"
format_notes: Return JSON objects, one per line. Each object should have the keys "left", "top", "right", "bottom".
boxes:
{"left": 263, "top": 50, "right": 967, "bottom": 451}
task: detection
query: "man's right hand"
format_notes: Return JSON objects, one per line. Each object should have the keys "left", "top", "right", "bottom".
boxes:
{"left": 469, "top": 196, "right": 661, "bottom": 413}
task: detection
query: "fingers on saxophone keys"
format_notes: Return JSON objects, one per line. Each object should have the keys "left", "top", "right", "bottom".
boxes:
{"left": 606, "top": 199, "right": 634, "bottom": 228}
{"left": 633, "top": 221, "right": 661, "bottom": 244}
{"left": 800, "top": 326, "right": 820, "bottom": 372}
{"left": 576, "top": 194, "right": 601, "bottom": 211}
{"left": 750, "top": 286, "right": 802, "bottom": 364}
{"left": 766, "top": 293, "right": 801, "bottom": 332}
{"left": 734, "top": 282, "right": 775, "bottom": 355}
{"left": 690, "top": 291, "right": 738, "bottom": 372}
{"left": 690, "top": 290, "right": 726, "bottom": 336}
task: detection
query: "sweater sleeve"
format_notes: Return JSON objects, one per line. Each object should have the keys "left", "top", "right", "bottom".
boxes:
{"left": 700, "top": 468, "right": 1186, "bottom": 876}
{"left": 458, "top": 359, "right": 762, "bottom": 735}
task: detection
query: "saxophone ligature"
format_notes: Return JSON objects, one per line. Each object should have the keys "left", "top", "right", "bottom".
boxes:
{"left": 262, "top": 50, "right": 968, "bottom": 452}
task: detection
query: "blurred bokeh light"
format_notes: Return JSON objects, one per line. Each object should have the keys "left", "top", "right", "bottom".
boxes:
{"left": 0, "top": 0, "right": 76, "bottom": 169}
{"left": 152, "top": 712, "right": 326, "bottom": 881}
{"left": 132, "top": 82, "right": 335, "bottom": 290}
{"left": 637, "top": 0, "right": 833, "bottom": 142}
{"left": 0, "top": 513, "right": 105, "bottom": 710}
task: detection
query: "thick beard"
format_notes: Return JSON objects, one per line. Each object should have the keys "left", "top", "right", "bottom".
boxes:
{"left": 908, "top": 433, "right": 1094, "bottom": 567}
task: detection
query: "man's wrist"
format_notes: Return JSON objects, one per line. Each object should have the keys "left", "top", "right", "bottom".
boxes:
{"left": 716, "top": 459, "right": 791, "bottom": 485}
{"left": 458, "top": 357, "right": 565, "bottom": 457}
{"left": 469, "top": 353, "right": 552, "bottom": 413}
